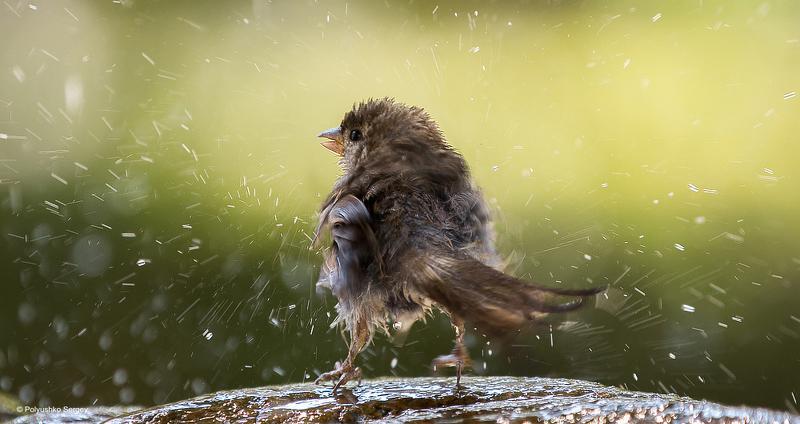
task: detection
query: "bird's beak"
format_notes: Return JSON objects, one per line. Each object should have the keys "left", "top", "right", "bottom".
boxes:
{"left": 318, "top": 127, "right": 344, "bottom": 156}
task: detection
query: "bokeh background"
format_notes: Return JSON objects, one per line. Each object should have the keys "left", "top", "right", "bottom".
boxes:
{"left": 1, "top": 0, "right": 799, "bottom": 413}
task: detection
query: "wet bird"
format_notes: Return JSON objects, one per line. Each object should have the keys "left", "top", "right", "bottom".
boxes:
{"left": 313, "top": 98, "right": 604, "bottom": 392}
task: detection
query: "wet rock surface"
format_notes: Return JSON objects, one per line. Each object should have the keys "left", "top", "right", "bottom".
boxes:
{"left": 8, "top": 377, "right": 800, "bottom": 423}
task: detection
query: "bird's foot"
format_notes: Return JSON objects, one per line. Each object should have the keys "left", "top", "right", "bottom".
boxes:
{"left": 315, "top": 361, "right": 362, "bottom": 393}
{"left": 331, "top": 366, "right": 362, "bottom": 393}
{"left": 431, "top": 353, "right": 471, "bottom": 371}
{"left": 431, "top": 349, "right": 472, "bottom": 387}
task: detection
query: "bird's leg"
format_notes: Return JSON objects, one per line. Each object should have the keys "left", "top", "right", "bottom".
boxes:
{"left": 315, "top": 319, "right": 369, "bottom": 393}
{"left": 431, "top": 317, "right": 471, "bottom": 387}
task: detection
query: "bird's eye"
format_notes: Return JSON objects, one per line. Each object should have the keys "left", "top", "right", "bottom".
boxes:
{"left": 349, "top": 129, "right": 362, "bottom": 141}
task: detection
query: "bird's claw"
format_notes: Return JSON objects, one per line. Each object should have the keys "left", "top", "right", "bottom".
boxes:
{"left": 315, "top": 362, "right": 362, "bottom": 393}
{"left": 431, "top": 353, "right": 471, "bottom": 371}
{"left": 432, "top": 349, "right": 472, "bottom": 387}
{"left": 332, "top": 366, "right": 362, "bottom": 393}
{"left": 315, "top": 369, "right": 341, "bottom": 385}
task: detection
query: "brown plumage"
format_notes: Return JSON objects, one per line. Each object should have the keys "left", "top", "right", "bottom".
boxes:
{"left": 313, "top": 98, "right": 604, "bottom": 392}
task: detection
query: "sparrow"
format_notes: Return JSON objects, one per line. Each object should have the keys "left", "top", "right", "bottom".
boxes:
{"left": 312, "top": 98, "right": 604, "bottom": 392}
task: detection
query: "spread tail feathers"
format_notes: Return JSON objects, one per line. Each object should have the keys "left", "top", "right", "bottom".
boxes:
{"left": 414, "top": 256, "right": 605, "bottom": 336}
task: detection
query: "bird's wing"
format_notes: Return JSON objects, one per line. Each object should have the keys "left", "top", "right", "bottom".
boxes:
{"left": 410, "top": 255, "right": 605, "bottom": 336}
{"left": 316, "top": 195, "right": 381, "bottom": 301}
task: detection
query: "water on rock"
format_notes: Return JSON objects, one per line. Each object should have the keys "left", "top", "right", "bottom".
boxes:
{"left": 9, "top": 377, "right": 800, "bottom": 423}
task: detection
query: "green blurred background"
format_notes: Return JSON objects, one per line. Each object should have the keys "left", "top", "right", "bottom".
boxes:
{"left": 1, "top": 0, "right": 799, "bottom": 413}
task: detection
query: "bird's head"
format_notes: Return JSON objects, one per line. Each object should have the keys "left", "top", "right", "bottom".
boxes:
{"left": 317, "top": 98, "right": 449, "bottom": 171}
